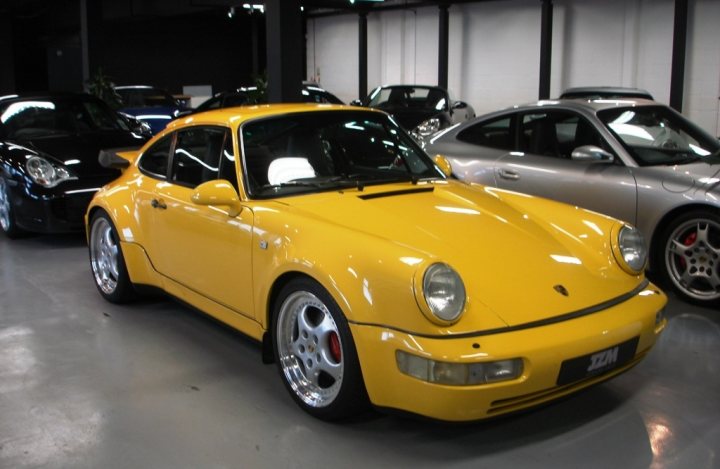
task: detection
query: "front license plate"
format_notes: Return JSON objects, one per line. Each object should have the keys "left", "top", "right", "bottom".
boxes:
{"left": 556, "top": 337, "right": 639, "bottom": 386}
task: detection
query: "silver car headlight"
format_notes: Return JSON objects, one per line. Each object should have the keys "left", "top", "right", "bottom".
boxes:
{"left": 612, "top": 224, "right": 647, "bottom": 274}
{"left": 418, "top": 263, "right": 466, "bottom": 324}
{"left": 26, "top": 156, "right": 77, "bottom": 188}
{"left": 412, "top": 117, "right": 441, "bottom": 138}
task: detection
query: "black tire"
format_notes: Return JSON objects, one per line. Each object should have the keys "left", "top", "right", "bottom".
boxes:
{"left": 0, "top": 177, "right": 24, "bottom": 239}
{"left": 658, "top": 209, "right": 720, "bottom": 306}
{"left": 272, "top": 277, "right": 369, "bottom": 420}
{"left": 88, "top": 211, "right": 136, "bottom": 303}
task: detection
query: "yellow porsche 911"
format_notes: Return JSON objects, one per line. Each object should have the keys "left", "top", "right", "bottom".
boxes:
{"left": 86, "top": 104, "right": 666, "bottom": 422}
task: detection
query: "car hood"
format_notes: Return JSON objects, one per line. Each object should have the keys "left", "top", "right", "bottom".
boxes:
{"left": 280, "top": 180, "right": 640, "bottom": 329}
{"left": 18, "top": 131, "right": 146, "bottom": 178}
{"left": 380, "top": 108, "right": 441, "bottom": 130}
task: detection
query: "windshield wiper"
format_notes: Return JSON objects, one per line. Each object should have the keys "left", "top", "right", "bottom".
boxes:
{"left": 263, "top": 181, "right": 323, "bottom": 190}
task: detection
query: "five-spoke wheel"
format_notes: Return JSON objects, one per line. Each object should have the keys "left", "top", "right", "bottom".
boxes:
{"left": 89, "top": 212, "right": 135, "bottom": 303}
{"left": 662, "top": 210, "right": 720, "bottom": 305}
{"left": 273, "top": 278, "right": 367, "bottom": 420}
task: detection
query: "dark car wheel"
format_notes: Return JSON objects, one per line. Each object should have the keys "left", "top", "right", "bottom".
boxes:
{"left": 89, "top": 211, "right": 135, "bottom": 303}
{"left": 660, "top": 210, "right": 720, "bottom": 305}
{"left": 0, "top": 177, "right": 24, "bottom": 238}
{"left": 272, "top": 277, "right": 369, "bottom": 420}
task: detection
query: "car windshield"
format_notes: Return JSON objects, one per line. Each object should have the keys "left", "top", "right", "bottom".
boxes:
{"left": 598, "top": 105, "right": 720, "bottom": 166}
{"left": 368, "top": 87, "right": 448, "bottom": 111}
{"left": 0, "top": 98, "right": 130, "bottom": 139}
{"left": 117, "top": 88, "right": 176, "bottom": 108}
{"left": 241, "top": 110, "right": 444, "bottom": 198}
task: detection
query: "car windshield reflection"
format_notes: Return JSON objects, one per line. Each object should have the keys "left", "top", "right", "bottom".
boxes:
{"left": 241, "top": 111, "right": 444, "bottom": 198}
{"left": 598, "top": 106, "right": 720, "bottom": 166}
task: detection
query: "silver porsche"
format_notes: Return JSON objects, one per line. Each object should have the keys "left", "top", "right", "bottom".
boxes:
{"left": 425, "top": 98, "right": 720, "bottom": 306}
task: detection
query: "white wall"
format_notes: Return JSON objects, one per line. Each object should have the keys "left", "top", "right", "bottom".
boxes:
{"left": 306, "top": 0, "right": 720, "bottom": 135}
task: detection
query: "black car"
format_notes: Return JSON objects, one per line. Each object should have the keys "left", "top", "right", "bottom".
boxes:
{"left": 0, "top": 93, "right": 148, "bottom": 237}
{"left": 351, "top": 85, "right": 475, "bottom": 143}
{"left": 559, "top": 86, "right": 654, "bottom": 100}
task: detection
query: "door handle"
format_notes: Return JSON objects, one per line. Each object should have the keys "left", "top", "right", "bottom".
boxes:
{"left": 150, "top": 198, "right": 167, "bottom": 210}
{"left": 498, "top": 169, "right": 520, "bottom": 180}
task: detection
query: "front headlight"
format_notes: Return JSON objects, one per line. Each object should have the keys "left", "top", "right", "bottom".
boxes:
{"left": 419, "top": 263, "right": 466, "bottom": 324}
{"left": 411, "top": 117, "right": 441, "bottom": 139}
{"left": 26, "top": 156, "right": 77, "bottom": 188}
{"left": 612, "top": 224, "right": 647, "bottom": 274}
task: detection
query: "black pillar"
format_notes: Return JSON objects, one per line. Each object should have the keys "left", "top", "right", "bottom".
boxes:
{"left": 358, "top": 11, "right": 368, "bottom": 99}
{"left": 438, "top": 3, "right": 449, "bottom": 89}
{"left": 669, "top": 0, "right": 688, "bottom": 111}
{"left": 538, "top": 0, "right": 553, "bottom": 99}
{"left": 80, "top": 0, "right": 102, "bottom": 86}
{"left": 251, "top": 14, "right": 259, "bottom": 77}
{"left": 265, "top": 0, "right": 303, "bottom": 103}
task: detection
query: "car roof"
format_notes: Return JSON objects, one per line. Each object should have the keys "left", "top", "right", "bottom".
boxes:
{"left": 0, "top": 92, "right": 101, "bottom": 104}
{"left": 508, "top": 97, "right": 660, "bottom": 113}
{"left": 166, "top": 103, "right": 381, "bottom": 130}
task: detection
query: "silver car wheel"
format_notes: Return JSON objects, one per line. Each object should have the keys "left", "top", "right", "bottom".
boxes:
{"left": 0, "top": 178, "right": 11, "bottom": 232}
{"left": 665, "top": 217, "right": 720, "bottom": 301}
{"left": 89, "top": 216, "right": 121, "bottom": 295}
{"left": 276, "top": 290, "right": 344, "bottom": 408}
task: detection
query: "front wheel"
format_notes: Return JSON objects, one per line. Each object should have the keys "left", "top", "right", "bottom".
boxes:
{"left": 659, "top": 210, "right": 720, "bottom": 305}
{"left": 0, "top": 177, "right": 24, "bottom": 238}
{"left": 89, "top": 211, "right": 135, "bottom": 303}
{"left": 272, "top": 277, "right": 369, "bottom": 420}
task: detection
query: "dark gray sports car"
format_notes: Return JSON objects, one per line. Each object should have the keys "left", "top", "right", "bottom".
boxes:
{"left": 425, "top": 98, "right": 720, "bottom": 306}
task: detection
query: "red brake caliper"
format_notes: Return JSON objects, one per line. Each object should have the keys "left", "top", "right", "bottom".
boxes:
{"left": 679, "top": 231, "right": 697, "bottom": 269}
{"left": 329, "top": 332, "right": 342, "bottom": 363}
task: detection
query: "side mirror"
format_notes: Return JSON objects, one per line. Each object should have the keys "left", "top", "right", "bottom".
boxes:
{"left": 191, "top": 180, "right": 242, "bottom": 217}
{"left": 452, "top": 101, "right": 468, "bottom": 110}
{"left": 571, "top": 145, "right": 614, "bottom": 163}
{"left": 350, "top": 99, "right": 363, "bottom": 106}
{"left": 433, "top": 154, "right": 453, "bottom": 178}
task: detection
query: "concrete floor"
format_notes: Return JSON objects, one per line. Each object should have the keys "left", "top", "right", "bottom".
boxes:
{"left": 1, "top": 233, "right": 719, "bottom": 469}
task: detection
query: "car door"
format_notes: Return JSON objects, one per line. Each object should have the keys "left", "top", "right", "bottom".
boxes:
{"left": 493, "top": 110, "right": 639, "bottom": 226}
{"left": 147, "top": 125, "right": 255, "bottom": 317}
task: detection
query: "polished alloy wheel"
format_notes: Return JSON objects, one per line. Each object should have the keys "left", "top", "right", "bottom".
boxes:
{"left": 0, "top": 178, "right": 11, "bottom": 232}
{"left": 90, "top": 216, "right": 121, "bottom": 295}
{"left": 276, "top": 290, "right": 344, "bottom": 408}
{"left": 665, "top": 217, "right": 720, "bottom": 302}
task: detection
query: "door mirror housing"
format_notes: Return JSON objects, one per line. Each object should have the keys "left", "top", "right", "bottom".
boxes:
{"left": 571, "top": 145, "right": 614, "bottom": 163}
{"left": 191, "top": 180, "right": 242, "bottom": 216}
{"left": 433, "top": 154, "right": 453, "bottom": 178}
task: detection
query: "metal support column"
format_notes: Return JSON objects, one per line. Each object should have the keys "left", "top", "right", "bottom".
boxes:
{"left": 80, "top": 0, "right": 102, "bottom": 86}
{"left": 669, "top": 0, "right": 688, "bottom": 111}
{"left": 358, "top": 11, "right": 368, "bottom": 99}
{"left": 438, "top": 3, "right": 449, "bottom": 89}
{"left": 538, "top": 0, "right": 553, "bottom": 99}
{"left": 265, "top": 0, "right": 303, "bottom": 103}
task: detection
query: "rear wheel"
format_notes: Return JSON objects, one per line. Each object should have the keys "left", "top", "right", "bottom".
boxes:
{"left": 272, "top": 277, "right": 369, "bottom": 420}
{"left": 0, "top": 177, "right": 23, "bottom": 238}
{"left": 660, "top": 210, "right": 720, "bottom": 305}
{"left": 89, "top": 211, "right": 135, "bottom": 303}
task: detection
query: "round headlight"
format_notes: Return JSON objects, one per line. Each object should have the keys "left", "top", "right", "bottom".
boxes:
{"left": 614, "top": 224, "right": 647, "bottom": 274}
{"left": 422, "top": 263, "right": 466, "bottom": 323}
{"left": 26, "top": 156, "right": 75, "bottom": 188}
{"left": 412, "top": 117, "right": 441, "bottom": 139}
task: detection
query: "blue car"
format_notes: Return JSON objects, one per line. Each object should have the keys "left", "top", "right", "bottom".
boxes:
{"left": 115, "top": 85, "right": 186, "bottom": 134}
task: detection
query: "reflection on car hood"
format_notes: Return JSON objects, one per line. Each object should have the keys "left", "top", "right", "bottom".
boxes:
{"left": 380, "top": 108, "right": 440, "bottom": 130}
{"left": 282, "top": 180, "right": 640, "bottom": 329}
{"left": 18, "top": 131, "right": 146, "bottom": 178}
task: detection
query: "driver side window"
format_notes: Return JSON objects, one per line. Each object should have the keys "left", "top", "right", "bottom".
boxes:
{"left": 520, "top": 112, "right": 609, "bottom": 159}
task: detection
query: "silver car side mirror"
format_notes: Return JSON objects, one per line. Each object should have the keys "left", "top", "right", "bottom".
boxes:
{"left": 571, "top": 145, "right": 614, "bottom": 163}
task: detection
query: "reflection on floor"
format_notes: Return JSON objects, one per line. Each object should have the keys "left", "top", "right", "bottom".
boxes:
{"left": 1, "top": 233, "right": 718, "bottom": 469}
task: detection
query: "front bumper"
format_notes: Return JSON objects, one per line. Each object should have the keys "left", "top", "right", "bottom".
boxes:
{"left": 351, "top": 284, "right": 666, "bottom": 422}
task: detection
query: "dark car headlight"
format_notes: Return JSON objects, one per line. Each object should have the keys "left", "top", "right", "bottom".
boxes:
{"left": 26, "top": 156, "right": 77, "bottom": 188}
{"left": 417, "top": 262, "right": 467, "bottom": 324}
{"left": 411, "top": 117, "right": 441, "bottom": 139}
{"left": 612, "top": 223, "right": 647, "bottom": 274}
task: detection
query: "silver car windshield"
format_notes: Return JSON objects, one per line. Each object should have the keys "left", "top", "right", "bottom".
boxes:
{"left": 598, "top": 105, "right": 720, "bottom": 166}
{"left": 240, "top": 110, "right": 444, "bottom": 198}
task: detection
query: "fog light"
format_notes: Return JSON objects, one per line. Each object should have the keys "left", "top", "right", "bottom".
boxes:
{"left": 396, "top": 351, "right": 523, "bottom": 386}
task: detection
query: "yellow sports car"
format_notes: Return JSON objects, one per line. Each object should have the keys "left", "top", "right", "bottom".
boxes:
{"left": 86, "top": 104, "right": 667, "bottom": 422}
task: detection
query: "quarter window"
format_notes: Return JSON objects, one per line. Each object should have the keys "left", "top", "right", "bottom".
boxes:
{"left": 456, "top": 116, "right": 512, "bottom": 150}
